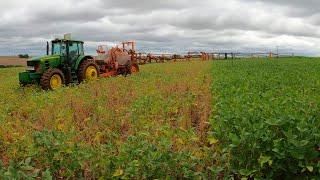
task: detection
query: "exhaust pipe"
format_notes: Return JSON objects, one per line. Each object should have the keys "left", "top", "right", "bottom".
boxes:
{"left": 46, "top": 41, "right": 49, "bottom": 55}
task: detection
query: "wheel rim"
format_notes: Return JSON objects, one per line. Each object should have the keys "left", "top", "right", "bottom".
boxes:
{"left": 131, "top": 65, "right": 139, "bottom": 73}
{"left": 85, "top": 66, "right": 98, "bottom": 80}
{"left": 50, "top": 74, "right": 62, "bottom": 89}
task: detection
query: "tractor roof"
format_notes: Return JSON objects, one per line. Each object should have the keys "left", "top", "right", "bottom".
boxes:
{"left": 52, "top": 39, "right": 84, "bottom": 43}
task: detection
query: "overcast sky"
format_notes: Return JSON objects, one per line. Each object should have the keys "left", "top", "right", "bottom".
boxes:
{"left": 0, "top": 0, "right": 320, "bottom": 56}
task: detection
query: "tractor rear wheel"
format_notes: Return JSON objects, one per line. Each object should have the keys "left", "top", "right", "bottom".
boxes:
{"left": 78, "top": 60, "right": 100, "bottom": 83}
{"left": 40, "top": 68, "right": 65, "bottom": 90}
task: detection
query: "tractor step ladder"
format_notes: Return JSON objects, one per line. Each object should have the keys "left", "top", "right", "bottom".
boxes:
{"left": 71, "top": 71, "right": 78, "bottom": 82}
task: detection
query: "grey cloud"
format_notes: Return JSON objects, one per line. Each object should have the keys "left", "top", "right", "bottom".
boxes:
{"left": 0, "top": 0, "right": 320, "bottom": 56}
{"left": 242, "top": 0, "right": 320, "bottom": 16}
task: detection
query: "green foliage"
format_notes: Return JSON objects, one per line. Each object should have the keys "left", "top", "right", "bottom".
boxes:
{"left": 0, "top": 61, "right": 213, "bottom": 178}
{"left": 211, "top": 58, "right": 320, "bottom": 178}
{"left": 32, "top": 130, "right": 87, "bottom": 178}
{"left": 4, "top": 57, "right": 318, "bottom": 178}
{"left": 0, "top": 158, "right": 42, "bottom": 179}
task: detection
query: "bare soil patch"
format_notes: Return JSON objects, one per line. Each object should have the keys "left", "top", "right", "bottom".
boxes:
{"left": 0, "top": 56, "right": 27, "bottom": 66}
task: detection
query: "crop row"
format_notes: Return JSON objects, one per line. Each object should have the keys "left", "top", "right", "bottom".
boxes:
{"left": 210, "top": 58, "right": 320, "bottom": 178}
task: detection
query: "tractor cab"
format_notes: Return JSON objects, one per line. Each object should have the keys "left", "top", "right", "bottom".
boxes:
{"left": 50, "top": 39, "right": 85, "bottom": 63}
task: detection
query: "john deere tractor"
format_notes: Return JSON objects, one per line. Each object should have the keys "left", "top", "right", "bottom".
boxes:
{"left": 19, "top": 36, "right": 99, "bottom": 90}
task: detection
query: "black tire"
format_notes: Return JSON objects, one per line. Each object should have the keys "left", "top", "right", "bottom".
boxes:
{"left": 77, "top": 59, "right": 100, "bottom": 83}
{"left": 125, "top": 65, "right": 131, "bottom": 76}
{"left": 40, "top": 68, "right": 65, "bottom": 90}
{"left": 20, "top": 82, "right": 28, "bottom": 87}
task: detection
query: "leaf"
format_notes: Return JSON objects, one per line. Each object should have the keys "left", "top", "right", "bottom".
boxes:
{"left": 21, "top": 165, "right": 34, "bottom": 171}
{"left": 299, "top": 140, "right": 309, "bottom": 147}
{"left": 297, "top": 126, "right": 308, "bottom": 133}
{"left": 290, "top": 150, "right": 305, "bottom": 160}
{"left": 306, "top": 166, "right": 313, "bottom": 172}
{"left": 25, "top": 157, "right": 31, "bottom": 165}
{"left": 65, "top": 148, "right": 73, "bottom": 154}
{"left": 258, "top": 155, "right": 273, "bottom": 167}
{"left": 229, "top": 133, "right": 240, "bottom": 146}
{"left": 208, "top": 137, "right": 219, "bottom": 145}
{"left": 113, "top": 168, "right": 124, "bottom": 177}
{"left": 292, "top": 140, "right": 309, "bottom": 147}
{"left": 239, "top": 169, "right": 257, "bottom": 176}
{"left": 31, "top": 168, "right": 41, "bottom": 178}
{"left": 177, "top": 138, "right": 185, "bottom": 145}
{"left": 42, "top": 169, "right": 52, "bottom": 180}
{"left": 94, "top": 132, "right": 103, "bottom": 143}
{"left": 56, "top": 123, "right": 64, "bottom": 131}
{"left": 265, "top": 118, "right": 281, "bottom": 126}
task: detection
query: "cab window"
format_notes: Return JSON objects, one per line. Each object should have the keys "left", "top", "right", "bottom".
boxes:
{"left": 52, "top": 43, "right": 61, "bottom": 55}
{"left": 61, "top": 43, "right": 67, "bottom": 56}
{"left": 78, "top": 43, "right": 84, "bottom": 55}
{"left": 69, "top": 42, "right": 79, "bottom": 56}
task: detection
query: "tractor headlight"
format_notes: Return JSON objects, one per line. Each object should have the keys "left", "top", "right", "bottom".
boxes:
{"left": 26, "top": 66, "right": 35, "bottom": 71}
{"left": 26, "top": 63, "right": 40, "bottom": 72}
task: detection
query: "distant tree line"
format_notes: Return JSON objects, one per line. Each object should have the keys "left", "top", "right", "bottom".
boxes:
{"left": 18, "top": 54, "right": 29, "bottom": 58}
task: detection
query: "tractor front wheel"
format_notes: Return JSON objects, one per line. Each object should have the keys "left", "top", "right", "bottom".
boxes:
{"left": 40, "top": 68, "right": 65, "bottom": 90}
{"left": 78, "top": 60, "right": 100, "bottom": 83}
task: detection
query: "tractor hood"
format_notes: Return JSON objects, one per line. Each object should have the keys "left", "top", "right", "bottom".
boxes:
{"left": 27, "top": 56, "right": 41, "bottom": 62}
{"left": 26, "top": 55, "right": 61, "bottom": 71}
{"left": 27, "top": 55, "right": 60, "bottom": 62}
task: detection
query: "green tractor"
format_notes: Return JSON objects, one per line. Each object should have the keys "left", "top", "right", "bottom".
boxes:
{"left": 19, "top": 37, "right": 100, "bottom": 90}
